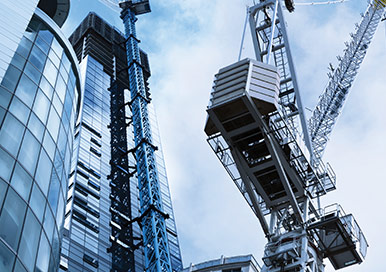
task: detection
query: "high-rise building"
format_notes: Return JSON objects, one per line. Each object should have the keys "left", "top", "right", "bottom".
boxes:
{"left": 60, "top": 12, "right": 182, "bottom": 271}
{"left": 0, "top": 0, "right": 82, "bottom": 271}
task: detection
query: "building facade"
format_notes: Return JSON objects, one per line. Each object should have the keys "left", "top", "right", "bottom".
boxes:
{"left": 60, "top": 13, "right": 182, "bottom": 271}
{"left": 0, "top": 0, "right": 82, "bottom": 271}
{"left": 181, "top": 255, "right": 261, "bottom": 272}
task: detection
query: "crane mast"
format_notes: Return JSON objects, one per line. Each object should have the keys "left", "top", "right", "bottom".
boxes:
{"left": 205, "top": 0, "right": 373, "bottom": 271}
{"left": 119, "top": 1, "right": 173, "bottom": 271}
{"left": 309, "top": 0, "right": 386, "bottom": 166}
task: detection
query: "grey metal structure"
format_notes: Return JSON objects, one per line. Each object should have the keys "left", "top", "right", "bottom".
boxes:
{"left": 308, "top": 0, "right": 386, "bottom": 167}
{"left": 204, "top": 0, "right": 379, "bottom": 271}
{"left": 180, "top": 254, "right": 261, "bottom": 272}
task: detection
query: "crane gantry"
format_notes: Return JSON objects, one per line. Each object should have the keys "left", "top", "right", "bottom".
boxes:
{"left": 205, "top": 0, "right": 384, "bottom": 271}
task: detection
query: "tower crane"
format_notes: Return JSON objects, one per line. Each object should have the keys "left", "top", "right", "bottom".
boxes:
{"left": 205, "top": 0, "right": 384, "bottom": 271}
{"left": 114, "top": 1, "right": 173, "bottom": 271}
{"left": 309, "top": 0, "right": 385, "bottom": 166}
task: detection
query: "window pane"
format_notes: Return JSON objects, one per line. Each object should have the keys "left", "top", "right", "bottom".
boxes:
{"left": 0, "top": 239, "right": 15, "bottom": 271}
{"left": 52, "top": 92, "right": 63, "bottom": 118}
{"left": 0, "top": 148, "right": 15, "bottom": 182}
{"left": 47, "top": 107, "right": 60, "bottom": 141}
{"left": 37, "top": 30, "right": 53, "bottom": 47}
{"left": 43, "top": 207, "right": 55, "bottom": 244}
{"left": 29, "top": 45, "right": 46, "bottom": 72}
{"left": 24, "top": 62, "right": 42, "bottom": 84}
{"left": 13, "top": 259, "right": 27, "bottom": 272}
{"left": 43, "top": 59, "right": 57, "bottom": 87}
{"left": 0, "top": 178, "right": 7, "bottom": 209}
{"left": 48, "top": 171, "right": 60, "bottom": 216}
{"left": 0, "top": 108, "right": 5, "bottom": 130}
{"left": 1, "top": 65, "right": 22, "bottom": 92}
{"left": 35, "top": 36, "right": 50, "bottom": 53}
{"left": 35, "top": 232, "right": 50, "bottom": 272}
{"left": 51, "top": 38, "right": 63, "bottom": 58}
{"left": 10, "top": 163, "right": 33, "bottom": 201}
{"left": 30, "top": 184, "right": 46, "bottom": 224}
{"left": 18, "top": 209, "right": 41, "bottom": 271}
{"left": 0, "top": 188, "right": 27, "bottom": 250}
{"left": 15, "top": 74, "right": 38, "bottom": 108}
{"left": 39, "top": 77, "right": 53, "bottom": 100}
{"left": 33, "top": 90, "right": 50, "bottom": 124}
{"left": 0, "top": 113, "right": 25, "bottom": 157}
{"left": 48, "top": 49, "right": 60, "bottom": 69}
{"left": 43, "top": 131, "right": 56, "bottom": 160}
{"left": 55, "top": 190, "right": 65, "bottom": 227}
{"left": 28, "top": 113, "right": 45, "bottom": 142}
{"left": 62, "top": 53, "right": 71, "bottom": 73}
{"left": 15, "top": 37, "right": 33, "bottom": 59}
{"left": 8, "top": 97, "right": 30, "bottom": 125}
{"left": 35, "top": 149, "right": 52, "bottom": 196}
{"left": 10, "top": 53, "right": 27, "bottom": 71}
{"left": 55, "top": 74, "right": 66, "bottom": 103}
{"left": 0, "top": 86, "right": 12, "bottom": 109}
{"left": 18, "top": 130, "right": 40, "bottom": 175}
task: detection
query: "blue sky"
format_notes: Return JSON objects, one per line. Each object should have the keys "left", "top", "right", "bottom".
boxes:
{"left": 62, "top": 1, "right": 386, "bottom": 271}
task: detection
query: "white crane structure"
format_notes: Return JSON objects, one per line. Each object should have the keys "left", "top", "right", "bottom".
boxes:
{"left": 205, "top": 0, "right": 385, "bottom": 271}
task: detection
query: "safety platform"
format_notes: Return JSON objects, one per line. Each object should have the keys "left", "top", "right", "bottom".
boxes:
{"left": 205, "top": 59, "right": 336, "bottom": 209}
{"left": 262, "top": 231, "right": 302, "bottom": 268}
{"left": 307, "top": 204, "right": 368, "bottom": 270}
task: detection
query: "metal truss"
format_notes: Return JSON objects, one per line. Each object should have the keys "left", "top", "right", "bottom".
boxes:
{"left": 108, "top": 80, "right": 137, "bottom": 272}
{"left": 248, "top": 0, "right": 313, "bottom": 155}
{"left": 205, "top": 0, "right": 371, "bottom": 271}
{"left": 308, "top": 0, "right": 385, "bottom": 166}
{"left": 120, "top": 2, "right": 173, "bottom": 272}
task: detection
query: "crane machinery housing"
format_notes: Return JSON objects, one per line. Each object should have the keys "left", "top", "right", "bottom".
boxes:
{"left": 205, "top": 0, "right": 384, "bottom": 271}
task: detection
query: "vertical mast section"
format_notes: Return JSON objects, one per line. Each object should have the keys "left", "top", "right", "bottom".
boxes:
{"left": 120, "top": 1, "right": 173, "bottom": 271}
{"left": 308, "top": 0, "right": 385, "bottom": 166}
{"left": 249, "top": 0, "right": 313, "bottom": 156}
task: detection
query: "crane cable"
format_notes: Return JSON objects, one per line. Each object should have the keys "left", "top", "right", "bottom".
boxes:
{"left": 295, "top": 0, "right": 350, "bottom": 6}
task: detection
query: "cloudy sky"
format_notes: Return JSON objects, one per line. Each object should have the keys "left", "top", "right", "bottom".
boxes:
{"left": 63, "top": 1, "right": 386, "bottom": 271}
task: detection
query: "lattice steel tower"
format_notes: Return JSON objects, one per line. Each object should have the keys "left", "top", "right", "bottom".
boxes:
{"left": 119, "top": 1, "right": 173, "bottom": 271}
{"left": 205, "top": 0, "right": 385, "bottom": 271}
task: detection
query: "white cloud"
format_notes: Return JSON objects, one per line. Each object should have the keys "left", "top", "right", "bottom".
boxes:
{"left": 64, "top": 1, "right": 386, "bottom": 270}
{"left": 141, "top": 1, "right": 386, "bottom": 270}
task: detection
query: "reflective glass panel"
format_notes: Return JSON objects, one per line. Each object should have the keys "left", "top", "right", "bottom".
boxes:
{"left": 35, "top": 232, "right": 49, "bottom": 272}
{"left": 9, "top": 96, "right": 30, "bottom": 125}
{"left": 0, "top": 239, "right": 15, "bottom": 271}
{"left": 11, "top": 163, "right": 33, "bottom": 201}
{"left": 0, "top": 187, "right": 27, "bottom": 250}
{"left": 0, "top": 113, "right": 25, "bottom": 157}
{"left": 35, "top": 149, "right": 52, "bottom": 196}
{"left": 18, "top": 209, "right": 41, "bottom": 271}
{"left": 18, "top": 130, "right": 40, "bottom": 175}
{"left": 15, "top": 74, "right": 38, "bottom": 108}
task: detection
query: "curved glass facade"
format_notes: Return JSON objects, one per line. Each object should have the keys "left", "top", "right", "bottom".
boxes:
{"left": 0, "top": 8, "right": 81, "bottom": 272}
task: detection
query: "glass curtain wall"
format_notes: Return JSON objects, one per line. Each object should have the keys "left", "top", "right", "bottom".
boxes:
{"left": 61, "top": 55, "right": 112, "bottom": 271}
{"left": 0, "top": 12, "right": 81, "bottom": 272}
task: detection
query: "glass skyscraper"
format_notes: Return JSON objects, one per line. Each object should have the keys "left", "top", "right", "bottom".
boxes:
{"left": 0, "top": 0, "right": 82, "bottom": 271}
{"left": 60, "top": 13, "right": 182, "bottom": 271}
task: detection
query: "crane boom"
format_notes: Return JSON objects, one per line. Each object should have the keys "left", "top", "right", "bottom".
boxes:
{"left": 308, "top": 0, "right": 385, "bottom": 166}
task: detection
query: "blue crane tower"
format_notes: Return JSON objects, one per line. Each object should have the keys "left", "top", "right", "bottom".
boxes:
{"left": 118, "top": 1, "right": 173, "bottom": 271}
{"left": 205, "top": 0, "right": 385, "bottom": 271}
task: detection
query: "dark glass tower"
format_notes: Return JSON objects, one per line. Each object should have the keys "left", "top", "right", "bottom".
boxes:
{"left": 60, "top": 13, "right": 182, "bottom": 271}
